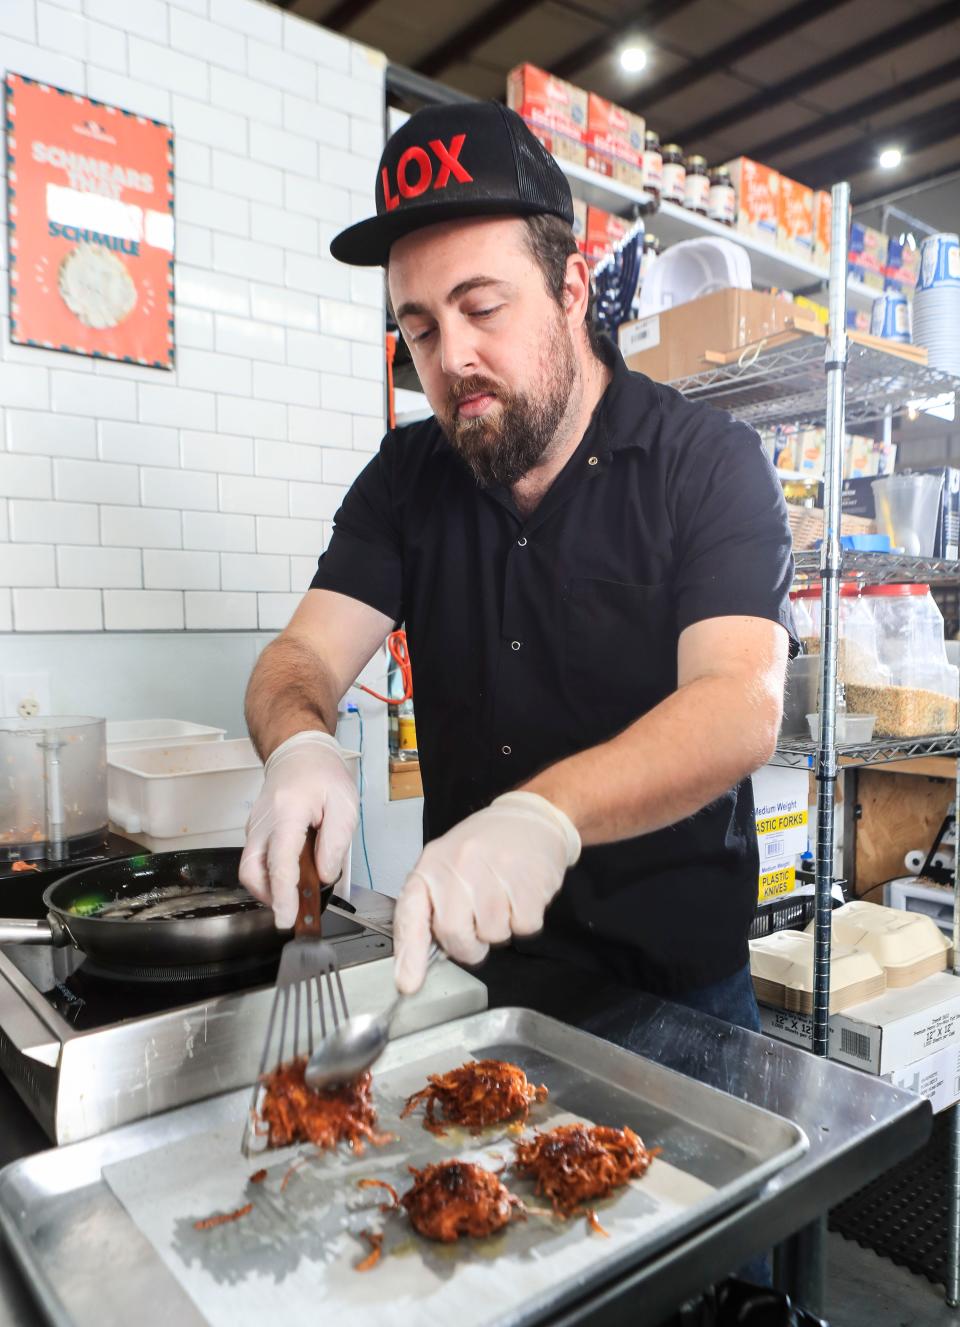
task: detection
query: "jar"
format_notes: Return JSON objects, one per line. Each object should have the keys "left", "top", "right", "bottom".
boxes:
{"left": 708, "top": 166, "right": 736, "bottom": 226}
{"left": 792, "top": 586, "right": 889, "bottom": 689}
{"left": 661, "top": 144, "right": 685, "bottom": 205}
{"left": 857, "top": 584, "right": 959, "bottom": 736}
{"left": 640, "top": 232, "right": 660, "bottom": 283}
{"left": 641, "top": 130, "right": 662, "bottom": 199}
{"left": 683, "top": 154, "right": 710, "bottom": 214}
{"left": 790, "top": 591, "right": 816, "bottom": 648}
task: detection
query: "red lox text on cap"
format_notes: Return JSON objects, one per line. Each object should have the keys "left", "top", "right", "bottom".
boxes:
{"left": 381, "top": 134, "right": 474, "bottom": 211}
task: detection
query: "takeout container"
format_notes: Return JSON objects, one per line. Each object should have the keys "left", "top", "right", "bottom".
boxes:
{"left": 750, "top": 929, "right": 886, "bottom": 1014}
{"left": 818, "top": 900, "right": 950, "bottom": 987}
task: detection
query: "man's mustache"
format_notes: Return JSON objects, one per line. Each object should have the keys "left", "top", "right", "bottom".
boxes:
{"left": 447, "top": 376, "right": 503, "bottom": 407}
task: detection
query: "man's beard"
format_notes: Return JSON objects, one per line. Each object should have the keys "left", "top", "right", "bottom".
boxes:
{"left": 435, "top": 316, "right": 577, "bottom": 488}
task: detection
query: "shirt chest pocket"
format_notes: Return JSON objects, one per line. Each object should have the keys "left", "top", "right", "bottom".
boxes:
{"left": 564, "top": 578, "right": 678, "bottom": 738}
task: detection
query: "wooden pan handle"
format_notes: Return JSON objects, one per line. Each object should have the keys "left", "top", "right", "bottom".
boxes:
{"left": 295, "top": 827, "right": 323, "bottom": 937}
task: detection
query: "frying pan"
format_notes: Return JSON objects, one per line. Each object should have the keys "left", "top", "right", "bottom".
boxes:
{"left": 0, "top": 845, "right": 334, "bottom": 967}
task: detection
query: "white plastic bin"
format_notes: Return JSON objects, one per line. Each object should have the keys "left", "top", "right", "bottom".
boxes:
{"left": 106, "top": 719, "right": 226, "bottom": 750}
{"left": 108, "top": 738, "right": 265, "bottom": 839}
{"left": 107, "top": 741, "right": 360, "bottom": 896}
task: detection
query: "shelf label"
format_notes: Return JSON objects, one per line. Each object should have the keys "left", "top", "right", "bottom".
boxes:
{"left": 618, "top": 314, "right": 659, "bottom": 357}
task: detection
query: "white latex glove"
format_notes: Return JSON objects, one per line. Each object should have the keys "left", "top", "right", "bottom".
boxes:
{"left": 238, "top": 731, "right": 359, "bottom": 930}
{"left": 393, "top": 791, "right": 581, "bottom": 995}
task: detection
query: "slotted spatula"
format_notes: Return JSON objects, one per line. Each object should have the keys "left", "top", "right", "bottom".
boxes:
{"left": 240, "top": 828, "right": 349, "bottom": 1157}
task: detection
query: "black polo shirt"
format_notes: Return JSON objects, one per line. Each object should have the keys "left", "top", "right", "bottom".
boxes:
{"left": 311, "top": 339, "right": 795, "bottom": 994}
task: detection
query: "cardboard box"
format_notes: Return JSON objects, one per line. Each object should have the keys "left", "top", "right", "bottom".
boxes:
{"left": 571, "top": 197, "right": 587, "bottom": 254}
{"left": 849, "top": 222, "right": 889, "bottom": 291}
{"left": 524, "top": 121, "right": 587, "bottom": 168}
{"left": 582, "top": 91, "right": 647, "bottom": 186}
{"left": 813, "top": 190, "right": 832, "bottom": 268}
{"left": 724, "top": 157, "right": 779, "bottom": 247}
{"left": 885, "top": 236, "right": 921, "bottom": 292}
{"left": 758, "top": 971, "right": 960, "bottom": 1075}
{"left": 583, "top": 146, "right": 644, "bottom": 190}
{"left": 778, "top": 175, "right": 814, "bottom": 262}
{"left": 884, "top": 1039, "right": 960, "bottom": 1114}
{"left": 618, "top": 288, "right": 796, "bottom": 383}
{"left": 584, "top": 205, "right": 630, "bottom": 264}
{"left": 507, "top": 63, "right": 587, "bottom": 142}
{"left": 753, "top": 765, "right": 809, "bottom": 861}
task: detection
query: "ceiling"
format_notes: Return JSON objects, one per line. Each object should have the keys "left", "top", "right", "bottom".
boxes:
{"left": 272, "top": 0, "right": 960, "bottom": 216}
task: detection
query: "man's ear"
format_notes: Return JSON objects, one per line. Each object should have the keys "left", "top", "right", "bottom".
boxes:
{"left": 563, "top": 250, "right": 592, "bottom": 325}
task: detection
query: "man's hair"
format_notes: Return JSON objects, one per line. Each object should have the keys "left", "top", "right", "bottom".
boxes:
{"left": 521, "top": 213, "right": 606, "bottom": 359}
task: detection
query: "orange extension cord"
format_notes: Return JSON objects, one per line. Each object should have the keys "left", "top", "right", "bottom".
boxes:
{"left": 357, "top": 629, "right": 412, "bottom": 704}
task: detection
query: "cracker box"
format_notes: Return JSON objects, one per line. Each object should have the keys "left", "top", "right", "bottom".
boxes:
{"left": 507, "top": 63, "right": 587, "bottom": 142}
{"left": 885, "top": 236, "right": 921, "bottom": 292}
{"left": 778, "top": 175, "right": 814, "bottom": 262}
{"left": 813, "top": 190, "right": 832, "bottom": 268}
{"left": 584, "top": 205, "right": 630, "bottom": 265}
{"left": 585, "top": 92, "right": 645, "bottom": 188}
{"left": 848, "top": 222, "right": 889, "bottom": 292}
{"left": 723, "top": 157, "right": 779, "bottom": 247}
{"left": 524, "top": 120, "right": 587, "bottom": 168}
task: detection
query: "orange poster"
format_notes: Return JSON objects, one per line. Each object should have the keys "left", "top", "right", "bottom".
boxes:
{"left": 5, "top": 72, "right": 174, "bottom": 368}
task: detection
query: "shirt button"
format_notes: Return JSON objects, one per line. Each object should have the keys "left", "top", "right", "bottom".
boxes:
{"left": 511, "top": 640, "right": 521, "bottom": 651}
{"left": 517, "top": 536, "right": 528, "bottom": 547}
{"left": 587, "top": 456, "right": 599, "bottom": 466}
{"left": 501, "top": 744, "right": 512, "bottom": 756}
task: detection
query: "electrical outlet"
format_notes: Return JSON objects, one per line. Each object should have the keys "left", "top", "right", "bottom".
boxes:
{"left": 2, "top": 673, "right": 51, "bottom": 720}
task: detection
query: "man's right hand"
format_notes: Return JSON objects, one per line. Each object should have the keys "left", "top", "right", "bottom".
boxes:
{"left": 238, "top": 731, "right": 359, "bottom": 929}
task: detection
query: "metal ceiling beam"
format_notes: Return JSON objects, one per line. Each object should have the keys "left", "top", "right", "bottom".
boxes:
{"left": 549, "top": 0, "right": 698, "bottom": 82}
{"left": 415, "top": 0, "right": 543, "bottom": 79}
{"left": 626, "top": 0, "right": 849, "bottom": 113}
{"left": 853, "top": 162, "right": 960, "bottom": 211}
{"left": 749, "top": 56, "right": 960, "bottom": 163}
{"left": 673, "top": 0, "right": 960, "bottom": 147}
{"left": 790, "top": 96, "right": 960, "bottom": 189}
{"left": 318, "top": 0, "right": 380, "bottom": 30}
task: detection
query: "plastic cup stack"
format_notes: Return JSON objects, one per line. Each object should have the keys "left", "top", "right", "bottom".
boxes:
{"left": 912, "top": 232, "right": 960, "bottom": 374}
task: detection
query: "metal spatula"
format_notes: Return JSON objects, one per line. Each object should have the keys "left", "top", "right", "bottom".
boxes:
{"left": 240, "top": 829, "right": 349, "bottom": 1157}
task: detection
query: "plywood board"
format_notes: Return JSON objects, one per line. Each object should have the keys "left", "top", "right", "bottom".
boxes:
{"left": 854, "top": 769, "right": 953, "bottom": 895}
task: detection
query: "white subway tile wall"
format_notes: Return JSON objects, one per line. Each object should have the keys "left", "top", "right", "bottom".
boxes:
{"left": 1, "top": 0, "right": 386, "bottom": 633}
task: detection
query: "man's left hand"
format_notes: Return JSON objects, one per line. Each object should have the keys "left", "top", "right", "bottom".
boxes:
{"left": 393, "top": 791, "right": 581, "bottom": 994}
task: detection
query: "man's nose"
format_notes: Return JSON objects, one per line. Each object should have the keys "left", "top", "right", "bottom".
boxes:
{"left": 439, "top": 321, "right": 479, "bottom": 379}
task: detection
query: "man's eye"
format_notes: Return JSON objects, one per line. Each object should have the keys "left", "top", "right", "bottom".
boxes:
{"left": 471, "top": 306, "right": 500, "bottom": 319}
{"left": 411, "top": 327, "right": 435, "bottom": 344}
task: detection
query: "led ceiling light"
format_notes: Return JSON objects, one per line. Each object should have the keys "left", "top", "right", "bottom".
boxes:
{"left": 619, "top": 46, "right": 648, "bottom": 73}
{"left": 878, "top": 147, "right": 902, "bottom": 170}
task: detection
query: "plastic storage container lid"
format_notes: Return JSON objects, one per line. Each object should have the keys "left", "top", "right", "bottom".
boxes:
{"left": 862, "top": 584, "right": 930, "bottom": 596}
{"left": 793, "top": 584, "right": 861, "bottom": 597}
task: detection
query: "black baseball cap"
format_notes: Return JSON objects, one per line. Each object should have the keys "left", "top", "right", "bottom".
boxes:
{"left": 329, "top": 101, "right": 574, "bottom": 267}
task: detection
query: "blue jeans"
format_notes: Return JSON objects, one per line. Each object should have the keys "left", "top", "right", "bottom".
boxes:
{"left": 669, "top": 960, "right": 762, "bottom": 1034}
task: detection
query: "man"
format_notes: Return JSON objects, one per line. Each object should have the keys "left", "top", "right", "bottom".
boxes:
{"left": 239, "top": 101, "right": 794, "bottom": 1032}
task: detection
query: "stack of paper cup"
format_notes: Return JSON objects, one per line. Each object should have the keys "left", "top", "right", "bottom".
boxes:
{"left": 913, "top": 232, "right": 960, "bottom": 374}
{"left": 869, "top": 291, "right": 912, "bottom": 343}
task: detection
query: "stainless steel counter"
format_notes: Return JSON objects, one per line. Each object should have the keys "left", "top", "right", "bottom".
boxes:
{"left": 0, "top": 896, "right": 930, "bottom": 1326}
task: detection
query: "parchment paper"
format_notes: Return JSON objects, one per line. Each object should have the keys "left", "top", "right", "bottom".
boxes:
{"left": 103, "top": 1045, "right": 716, "bottom": 1327}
